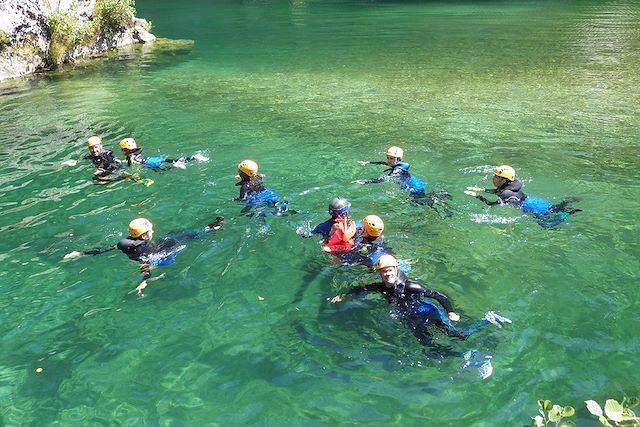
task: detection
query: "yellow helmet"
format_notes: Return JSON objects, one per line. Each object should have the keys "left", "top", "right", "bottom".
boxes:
{"left": 87, "top": 136, "right": 102, "bottom": 147}
{"left": 362, "top": 215, "right": 384, "bottom": 237}
{"left": 386, "top": 146, "right": 404, "bottom": 159}
{"left": 238, "top": 160, "right": 258, "bottom": 177}
{"left": 128, "top": 218, "right": 153, "bottom": 238}
{"left": 494, "top": 165, "right": 516, "bottom": 181}
{"left": 119, "top": 138, "right": 137, "bottom": 151}
{"left": 376, "top": 254, "right": 398, "bottom": 270}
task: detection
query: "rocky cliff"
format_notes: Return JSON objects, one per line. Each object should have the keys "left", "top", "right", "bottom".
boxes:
{"left": 0, "top": 0, "right": 155, "bottom": 81}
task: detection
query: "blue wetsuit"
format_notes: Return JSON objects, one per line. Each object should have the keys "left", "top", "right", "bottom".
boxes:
{"left": 236, "top": 175, "right": 287, "bottom": 216}
{"left": 475, "top": 179, "right": 581, "bottom": 228}
{"left": 342, "top": 272, "right": 490, "bottom": 346}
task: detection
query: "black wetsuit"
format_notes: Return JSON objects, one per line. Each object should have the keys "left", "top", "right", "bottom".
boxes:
{"left": 236, "top": 175, "right": 265, "bottom": 201}
{"left": 476, "top": 179, "right": 526, "bottom": 206}
{"left": 344, "top": 272, "right": 464, "bottom": 345}
{"left": 116, "top": 237, "right": 153, "bottom": 262}
{"left": 86, "top": 149, "right": 119, "bottom": 172}
{"left": 85, "top": 149, "right": 122, "bottom": 181}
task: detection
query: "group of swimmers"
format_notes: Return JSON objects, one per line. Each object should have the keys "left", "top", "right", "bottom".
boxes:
{"left": 64, "top": 137, "right": 582, "bottom": 373}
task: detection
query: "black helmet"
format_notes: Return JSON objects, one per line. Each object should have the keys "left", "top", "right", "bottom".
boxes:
{"left": 329, "top": 197, "right": 351, "bottom": 217}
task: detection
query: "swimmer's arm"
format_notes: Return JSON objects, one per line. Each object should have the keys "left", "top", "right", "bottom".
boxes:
{"left": 83, "top": 245, "right": 117, "bottom": 255}
{"left": 464, "top": 190, "right": 499, "bottom": 206}
{"left": 131, "top": 270, "right": 166, "bottom": 296}
{"left": 353, "top": 176, "right": 386, "bottom": 185}
{"left": 358, "top": 160, "right": 387, "bottom": 166}
{"left": 476, "top": 195, "right": 500, "bottom": 206}
{"left": 409, "top": 283, "right": 457, "bottom": 317}
{"left": 140, "top": 263, "right": 152, "bottom": 280}
{"left": 64, "top": 245, "right": 116, "bottom": 259}
{"left": 331, "top": 283, "right": 383, "bottom": 303}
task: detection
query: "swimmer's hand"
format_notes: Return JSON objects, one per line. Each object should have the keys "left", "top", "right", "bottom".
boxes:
{"left": 464, "top": 190, "right": 478, "bottom": 198}
{"left": 352, "top": 179, "right": 367, "bottom": 185}
{"left": 331, "top": 294, "right": 344, "bottom": 303}
{"left": 321, "top": 245, "right": 333, "bottom": 253}
{"left": 466, "top": 186, "right": 485, "bottom": 192}
{"left": 205, "top": 216, "right": 225, "bottom": 231}
{"left": 135, "top": 280, "right": 148, "bottom": 297}
{"left": 61, "top": 159, "right": 77, "bottom": 167}
{"left": 63, "top": 251, "right": 83, "bottom": 260}
{"left": 358, "top": 160, "right": 369, "bottom": 166}
{"left": 448, "top": 312, "right": 460, "bottom": 322}
{"left": 173, "top": 160, "right": 187, "bottom": 169}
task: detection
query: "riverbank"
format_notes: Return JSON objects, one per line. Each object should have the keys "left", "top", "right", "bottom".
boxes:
{"left": 0, "top": 0, "right": 155, "bottom": 81}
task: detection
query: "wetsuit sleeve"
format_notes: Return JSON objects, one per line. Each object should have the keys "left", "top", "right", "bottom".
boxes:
{"left": 311, "top": 220, "right": 332, "bottom": 238}
{"left": 406, "top": 281, "right": 455, "bottom": 313}
{"left": 476, "top": 195, "right": 500, "bottom": 206}
{"left": 238, "top": 181, "right": 251, "bottom": 200}
{"left": 483, "top": 188, "right": 498, "bottom": 194}
{"left": 368, "top": 161, "right": 388, "bottom": 165}
{"left": 83, "top": 245, "right": 117, "bottom": 255}
{"left": 361, "top": 175, "right": 387, "bottom": 184}
{"left": 345, "top": 283, "right": 385, "bottom": 296}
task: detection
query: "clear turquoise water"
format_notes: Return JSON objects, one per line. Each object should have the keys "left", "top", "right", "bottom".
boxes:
{"left": 1, "top": 1, "right": 639, "bottom": 425}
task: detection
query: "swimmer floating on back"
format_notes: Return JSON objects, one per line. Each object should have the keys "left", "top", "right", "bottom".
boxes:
{"left": 64, "top": 216, "right": 224, "bottom": 296}
{"left": 464, "top": 165, "right": 581, "bottom": 228}
{"left": 331, "top": 255, "right": 511, "bottom": 347}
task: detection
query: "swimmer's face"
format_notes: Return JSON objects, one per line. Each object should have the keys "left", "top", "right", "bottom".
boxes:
{"left": 333, "top": 212, "right": 348, "bottom": 221}
{"left": 89, "top": 143, "right": 102, "bottom": 156}
{"left": 492, "top": 175, "right": 505, "bottom": 187}
{"left": 386, "top": 155, "right": 399, "bottom": 166}
{"left": 379, "top": 266, "right": 398, "bottom": 285}
{"left": 142, "top": 228, "right": 154, "bottom": 240}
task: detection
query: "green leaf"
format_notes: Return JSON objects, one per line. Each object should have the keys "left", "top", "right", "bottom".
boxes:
{"left": 626, "top": 397, "right": 639, "bottom": 408}
{"left": 561, "top": 406, "right": 575, "bottom": 417}
{"left": 538, "top": 400, "right": 552, "bottom": 411}
{"left": 549, "top": 405, "right": 563, "bottom": 422}
{"left": 559, "top": 421, "right": 576, "bottom": 427}
{"left": 604, "top": 399, "right": 624, "bottom": 422}
{"left": 586, "top": 400, "right": 603, "bottom": 417}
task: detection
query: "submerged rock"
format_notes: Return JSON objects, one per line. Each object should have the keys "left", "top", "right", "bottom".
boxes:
{"left": 0, "top": 0, "right": 156, "bottom": 81}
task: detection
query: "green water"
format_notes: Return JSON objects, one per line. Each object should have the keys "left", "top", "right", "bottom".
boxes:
{"left": 1, "top": 0, "right": 639, "bottom": 425}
